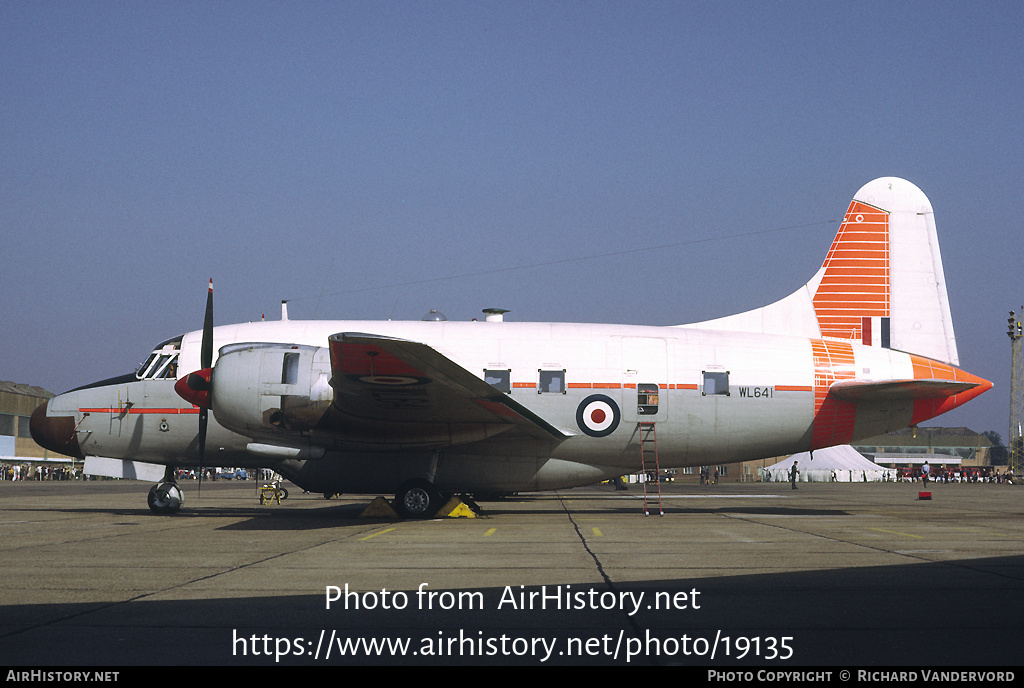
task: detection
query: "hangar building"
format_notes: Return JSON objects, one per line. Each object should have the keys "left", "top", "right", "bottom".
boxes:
{"left": 0, "top": 381, "right": 55, "bottom": 460}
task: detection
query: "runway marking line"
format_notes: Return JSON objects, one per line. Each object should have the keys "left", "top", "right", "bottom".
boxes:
{"left": 358, "top": 527, "right": 397, "bottom": 541}
{"left": 484, "top": 528, "right": 496, "bottom": 536}
{"left": 869, "top": 528, "right": 925, "bottom": 539}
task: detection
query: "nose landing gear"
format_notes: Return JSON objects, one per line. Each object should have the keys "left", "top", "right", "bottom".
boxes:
{"left": 148, "top": 466, "right": 183, "bottom": 515}
{"left": 147, "top": 481, "right": 184, "bottom": 514}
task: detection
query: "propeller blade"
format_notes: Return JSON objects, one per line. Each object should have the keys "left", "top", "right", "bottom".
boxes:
{"left": 201, "top": 278, "right": 214, "bottom": 370}
{"left": 197, "top": 407, "right": 208, "bottom": 497}
{"left": 198, "top": 278, "right": 213, "bottom": 495}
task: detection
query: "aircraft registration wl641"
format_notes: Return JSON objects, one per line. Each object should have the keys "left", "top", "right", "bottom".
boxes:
{"left": 32, "top": 178, "right": 991, "bottom": 517}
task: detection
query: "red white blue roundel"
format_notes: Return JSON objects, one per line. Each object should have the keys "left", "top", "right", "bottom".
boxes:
{"left": 576, "top": 394, "right": 620, "bottom": 437}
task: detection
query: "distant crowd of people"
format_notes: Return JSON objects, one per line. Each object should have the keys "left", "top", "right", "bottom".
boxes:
{"left": 899, "top": 464, "right": 1015, "bottom": 484}
{"left": 1, "top": 463, "right": 79, "bottom": 481}
{"left": 172, "top": 467, "right": 276, "bottom": 481}
{"left": 1, "top": 464, "right": 275, "bottom": 482}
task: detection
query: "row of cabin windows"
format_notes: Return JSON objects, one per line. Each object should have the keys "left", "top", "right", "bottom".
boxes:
{"left": 483, "top": 369, "right": 572, "bottom": 395}
{"left": 485, "top": 369, "right": 568, "bottom": 395}
{"left": 131, "top": 350, "right": 733, "bottom": 397}
{"left": 483, "top": 369, "right": 731, "bottom": 399}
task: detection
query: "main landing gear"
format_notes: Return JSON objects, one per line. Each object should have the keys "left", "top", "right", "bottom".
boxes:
{"left": 394, "top": 478, "right": 445, "bottom": 519}
{"left": 144, "top": 471, "right": 450, "bottom": 519}
{"left": 148, "top": 466, "right": 183, "bottom": 515}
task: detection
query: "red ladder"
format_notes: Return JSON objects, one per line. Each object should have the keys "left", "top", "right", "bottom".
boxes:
{"left": 638, "top": 422, "right": 663, "bottom": 516}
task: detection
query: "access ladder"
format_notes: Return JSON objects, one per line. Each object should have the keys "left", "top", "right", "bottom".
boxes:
{"left": 638, "top": 422, "right": 664, "bottom": 516}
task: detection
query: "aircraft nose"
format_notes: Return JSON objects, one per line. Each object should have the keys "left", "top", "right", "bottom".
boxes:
{"left": 29, "top": 401, "right": 84, "bottom": 459}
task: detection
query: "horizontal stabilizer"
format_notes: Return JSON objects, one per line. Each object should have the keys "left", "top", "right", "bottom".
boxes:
{"left": 828, "top": 378, "right": 983, "bottom": 402}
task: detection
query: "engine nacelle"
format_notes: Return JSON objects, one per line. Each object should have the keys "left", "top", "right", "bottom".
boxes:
{"left": 210, "top": 343, "right": 333, "bottom": 438}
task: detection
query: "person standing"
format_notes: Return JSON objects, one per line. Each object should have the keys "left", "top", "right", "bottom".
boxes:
{"left": 790, "top": 461, "right": 799, "bottom": 489}
{"left": 921, "top": 461, "right": 930, "bottom": 486}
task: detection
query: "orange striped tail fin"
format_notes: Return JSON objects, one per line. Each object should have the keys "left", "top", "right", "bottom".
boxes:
{"left": 809, "top": 178, "right": 958, "bottom": 365}
{"left": 679, "top": 178, "right": 959, "bottom": 366}
{"left": 812, "top": 200, "right": 890, "bottom": 342}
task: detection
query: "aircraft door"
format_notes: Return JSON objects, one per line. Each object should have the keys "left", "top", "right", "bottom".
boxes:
{"left": 621, "top": 337, "right": 669, "bottom": 424}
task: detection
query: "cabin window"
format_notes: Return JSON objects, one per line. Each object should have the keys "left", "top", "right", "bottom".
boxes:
{"left": 538, "top": 369, "right": 566, "bottom": 394}
{"left": 484, "top": 369, "right": 511, "bottom": 393}
{"left": 637, "top": 383, "right": 660, "bottom": 415}
{"left": 702, "top": 371, "right": 730, "bottom": 396}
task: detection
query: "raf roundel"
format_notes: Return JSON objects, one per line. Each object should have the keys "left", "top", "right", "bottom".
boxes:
{"left": 576, "top": 394, "right": 620, "bottom": 437}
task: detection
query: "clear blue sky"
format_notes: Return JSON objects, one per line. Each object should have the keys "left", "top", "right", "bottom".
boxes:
{"left": 3, "top": 1, "right": 1021, "bottom": 437}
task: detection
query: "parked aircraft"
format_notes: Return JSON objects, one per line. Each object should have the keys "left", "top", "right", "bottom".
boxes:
{"left": 31, "top": 178, "right": 991, "bottom": 516}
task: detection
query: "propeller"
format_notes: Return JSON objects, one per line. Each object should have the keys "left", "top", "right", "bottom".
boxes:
{"left": 174, "top": 279, "right": 214, "bottom": 495}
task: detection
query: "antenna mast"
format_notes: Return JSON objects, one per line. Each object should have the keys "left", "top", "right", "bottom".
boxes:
{"left": 1009, "top": 309, "right": 1023, "bottom": 475}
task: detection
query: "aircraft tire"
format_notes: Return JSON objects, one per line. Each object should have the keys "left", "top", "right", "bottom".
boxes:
{"left": 147, "top": 482, "right": 184, "bottom": 515}
{"left": 395, "top": 479, "right": 441, "bottom": 519}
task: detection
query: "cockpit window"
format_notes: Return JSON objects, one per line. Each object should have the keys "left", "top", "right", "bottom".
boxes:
{"left": 136, "top": 336, "right": 183, "bottom": 380}
{"left": 137, "top": 353, "right": 180, "bottom": 380}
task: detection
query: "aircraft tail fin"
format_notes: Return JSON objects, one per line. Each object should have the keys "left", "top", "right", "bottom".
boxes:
{"left": 680, "top": 177, "right": 959, "bottom": 366}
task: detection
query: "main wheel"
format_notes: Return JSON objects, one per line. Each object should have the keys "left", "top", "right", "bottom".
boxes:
{"left": 395, "top": 479, "right": 442, "bottom": 519}
{"left": 148, "top": 482, "right": 184, "bottom": 515}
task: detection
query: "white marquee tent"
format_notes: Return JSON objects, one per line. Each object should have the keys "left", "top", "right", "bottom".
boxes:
{"left": 761, "top": 445, "right": 897, "bottom": 483}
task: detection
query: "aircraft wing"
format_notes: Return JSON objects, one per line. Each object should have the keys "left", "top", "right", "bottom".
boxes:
{"left": 324, "top": 332, "right": 570, "bottom": 448}
{"left": 828, "top": 378, "right": 984, "bottom": 402}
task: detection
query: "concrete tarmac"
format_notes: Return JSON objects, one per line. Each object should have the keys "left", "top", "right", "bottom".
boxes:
{"left": 1, "top": 478, "right": 1021, "bottom": 666}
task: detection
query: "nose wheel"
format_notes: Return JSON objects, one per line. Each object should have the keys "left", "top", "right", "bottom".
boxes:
{"left": 148, "top": 481, "right": 184, "bottom": 515}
